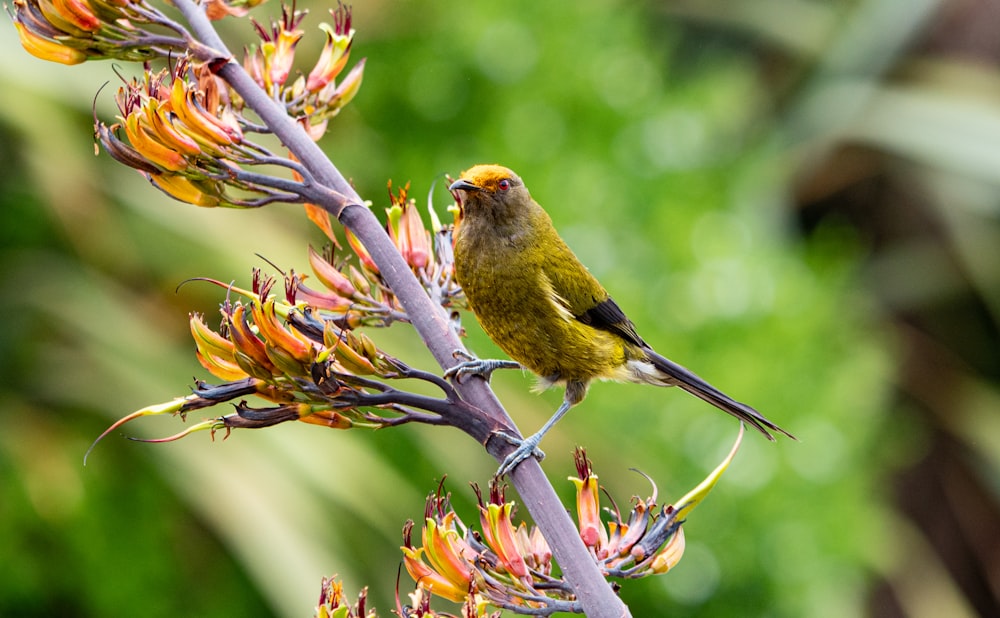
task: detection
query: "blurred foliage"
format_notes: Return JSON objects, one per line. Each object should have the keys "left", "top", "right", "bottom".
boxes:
{"left": 2, "top": 0, "right": 998, "bottom": 616}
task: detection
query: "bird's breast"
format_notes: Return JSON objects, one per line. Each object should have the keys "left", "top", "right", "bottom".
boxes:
{"left": 455, "top": 232, "right": 626, "bottom": 384}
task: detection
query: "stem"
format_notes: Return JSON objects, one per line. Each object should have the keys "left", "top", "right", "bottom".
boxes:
{"left": 173, "top": 2, "right": 631, "bottom": 615}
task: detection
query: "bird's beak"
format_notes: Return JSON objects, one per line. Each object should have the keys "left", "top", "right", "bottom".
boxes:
{"left": 448, "top": 179, "right": 480, "bottom": 193}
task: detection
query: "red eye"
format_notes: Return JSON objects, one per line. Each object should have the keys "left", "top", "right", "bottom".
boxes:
{"left": 498, "top": 179, "right": 511, "bottom": 191}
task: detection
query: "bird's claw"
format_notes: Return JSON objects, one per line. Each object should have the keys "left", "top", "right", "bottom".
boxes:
{"left": 444, "top": 350, "right": 520, "bottom": 383}
{"left": 493, "top": 430, "right": 545, "bottom": 478}
{"left": 451, "top": 349, "right": 475, "bottom": 363}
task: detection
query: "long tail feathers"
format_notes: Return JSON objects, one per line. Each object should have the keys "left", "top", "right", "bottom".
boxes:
{"left": 645, "top": 348, "right": 795, "bottom": 441}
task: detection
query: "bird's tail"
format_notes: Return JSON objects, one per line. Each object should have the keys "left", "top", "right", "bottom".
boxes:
{"left": 645, "top": 348, "right": 795, "bottom": 441}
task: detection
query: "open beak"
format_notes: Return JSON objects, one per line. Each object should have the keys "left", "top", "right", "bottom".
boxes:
{"left": 449, "top": 178, "right": 480, "bottom": 206}
{"left": 448, "top": 179, "right": 480, "bottom": 193}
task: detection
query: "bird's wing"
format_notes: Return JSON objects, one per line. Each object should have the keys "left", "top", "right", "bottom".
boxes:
{"left": 575, "top": 297, "right": 647, "bottom": 348}
{"left": 538, "top": 237, "right": 648, "bottom": 348}
{"left": 538, "top": 271, "right": 577, "bottom": 324}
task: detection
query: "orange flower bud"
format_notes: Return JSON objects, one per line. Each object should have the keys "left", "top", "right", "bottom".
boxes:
{"left": 96, "top": 123, "right": 161, "bottom": 174}
{"left": 421, "top": 515, "right": 475, "bottom": 598}
{"left": 13, "top": 21, "right": 87, "bottom": 65}
{"left": 228, "top": 303, "right": 278, "bottom": 378}
{"left": 251, "top": 298, "right": 314, "bottom": 363}
{"left": 290, "top": 281, "right": 353, "bottom": 312}
{"left": 276, "top": 28, "right": 302, "bottom": 83}
{"left": 124, "top": 114, "right": 187, "bottom": 172}
{"left": 147, "top": 99, "right": 201, "bottom": 156}
{"left": 149, "top": 173, "right": 222, "bottom": 208}
{"left": 168, "top": 78, "right": 234, "bottom": 151}
{"left": 397, "top": 200, "right": 432, "bottom": 270}
{"left": 570, "top": 450, "right": 608, "bottom": 551}
{"left": 308, "top": 246, "right": 357, "bottom": 297}
{"left": 481, "top": 501, "right": 530, "bottom": 581}
{"left": 401, "top": 520, "right": 471, "bottom": 604}
{"left": 50, "top": 0, "right": 100, "bottom": 33}
{"left": 297, "top": 409, "right": 353, "bottom": 429}
{"left": 317, "top": 58, "right": 365, "bottom": 115}
{"left": 345, "top": 227, "right": 378, "bottom": 273}
{"left": 306, "top": 21, "right": 353, "bottom": 92}
{"left": 190, "top": 313, "right": 247, "bottom": 381}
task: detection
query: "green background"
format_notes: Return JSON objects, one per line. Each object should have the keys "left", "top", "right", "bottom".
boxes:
{"left": 2, "top": 0, "right": 999, "bottom": 616}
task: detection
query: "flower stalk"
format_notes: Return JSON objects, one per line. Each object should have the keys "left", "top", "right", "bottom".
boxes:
{"left": 400, "top": 434, "right": 742, "bottom": 615}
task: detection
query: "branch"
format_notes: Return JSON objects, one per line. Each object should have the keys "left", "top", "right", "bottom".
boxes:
{"left": 171, "top": 2, "right": 631, "bottom": 615}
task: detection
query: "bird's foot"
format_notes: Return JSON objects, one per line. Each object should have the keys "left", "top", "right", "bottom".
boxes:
{"left": 444, "top": 350, "right": 520, "bottom": 383}
{"left": 493, "top": 430, "right": 545, "bottom": 478}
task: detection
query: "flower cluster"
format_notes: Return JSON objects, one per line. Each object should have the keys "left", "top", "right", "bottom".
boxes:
{"left": 312, "top": 575, "right": 501, "bottom": 618}
{"left": 244, "top": 1, "right": 364, "bottom": 140}
{"left": 401, "top": 482, "right": 555, "bottom": 616}
{"left": 74, "top": 1, "right": 364, "bottom": 211}
{"left": 344, "top": 181, "right": 465, "bottom": 313}
{"left": 314, "top": 576, "right": 376, "bottom": 618}
{"left": 401, "top": 431, "right": 742, "bottom": 614}
{"left": 95, "top": 58, "right": 263, "bottom": 207}
{"left": 85, "top": 199, "right": 464, "bottom": 462}
{"left": 9, "top": 0, "right": 187, "bottom": 65}
{"left": 83, "top": 272, "right": 382, "bottom": 460}
{"left": 94, "top": 49, "right": 360, "bottom": 210}
{"left": 12, "top": 0, "right": 363, "bottom": 210}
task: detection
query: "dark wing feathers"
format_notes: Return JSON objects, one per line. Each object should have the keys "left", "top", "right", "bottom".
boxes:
{"left": 575, "top": 297, "right": 647, "bottom": 348}
{"left": 541, "top": 242, "right": 793, "bottom": 441}
{"left": 537, "top": 235, "right": 646, "bottom": 346}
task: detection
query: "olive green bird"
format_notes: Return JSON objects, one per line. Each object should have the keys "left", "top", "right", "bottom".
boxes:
{"left": 447, "top": 164, "right": 794, "bottom": 476}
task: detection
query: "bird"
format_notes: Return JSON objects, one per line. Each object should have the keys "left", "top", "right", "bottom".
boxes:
{"left": 446, "top": 164, "right": 794, "bottom": 476}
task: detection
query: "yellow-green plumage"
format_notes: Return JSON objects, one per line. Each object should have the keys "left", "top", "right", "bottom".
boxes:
{"left": 449, "top": 164, "right": 792, "bottom": 474}
{"left": 454, "top": 171, "right": 631, "bottom": 386}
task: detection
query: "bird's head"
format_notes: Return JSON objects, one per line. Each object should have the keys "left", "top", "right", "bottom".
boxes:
{"left": 449, "top": 164, "right": 530, "bottom": 221}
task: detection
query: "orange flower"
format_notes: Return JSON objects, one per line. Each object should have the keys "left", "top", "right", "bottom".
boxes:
{"left": 13, "top": 21, "right": 87, "bottom": 64}
{"left": 401, "top": 520, "right": 472, "bottom": 604}
{"left": 306, "top": 4, "right": 355, "bottom": 92}
{"left": 569, "top": 449, "right": 608, "bottom": 552}
{"left": 11, "top": 0, "right": 185, "bottom": 64}
{"left": 190, "top": 313, "right": 246, "bottom": 381}
{"left": 308, "top": 246, "right": 358, "bottom": 298}
{"left": 477, "top": 485, "right": 530, "bottom": 583}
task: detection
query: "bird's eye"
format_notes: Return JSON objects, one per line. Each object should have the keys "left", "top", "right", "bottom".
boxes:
{"left": 497, "top": 179, "right": 511, "bottom": 192}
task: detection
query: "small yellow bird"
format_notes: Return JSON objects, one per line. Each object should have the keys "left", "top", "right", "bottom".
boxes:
{"left": 448, "top": 164, "right": 793, "bottom": 475}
